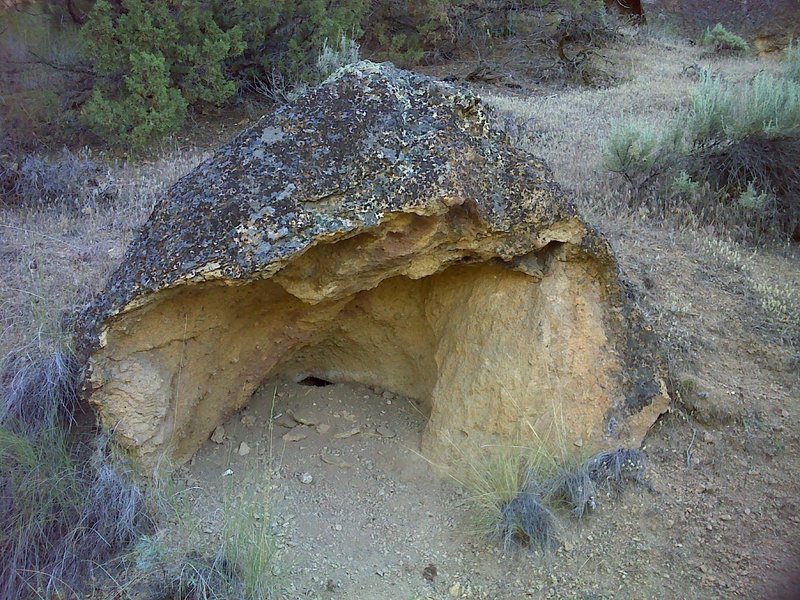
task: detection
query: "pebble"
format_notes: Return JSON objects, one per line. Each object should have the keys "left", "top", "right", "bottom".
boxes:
{"left": 274, "top": 414, "right": 297, "bottom": 428}
{"left": 335, "top": 427, "right": 361, "bottom": 439}
{"left": 238, "top": 441, "right": 251, "bottom": 456}
{"left": 449, "top": 582, "right": 462, "bottom": 598}
{"left": 210, "top": 425, "right": 225, "bottom": 444}
{"left": 299, "top": 472, "right": 313, "bottom": 484}
{"left": 376, "top": 425, "right": 396, "bottom": 438}
{"left": 321, "top": 454, "right": 352, "bottom": 468}
{"left": 287, "top": 408, "right": 318, "bottom": 426}
{"left": 283, "top": 427, "right": 310, "bottom": 442}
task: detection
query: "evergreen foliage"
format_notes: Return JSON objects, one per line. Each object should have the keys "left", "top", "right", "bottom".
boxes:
{"left": 80, "top": 0, "right": 244, "bottom": 148}
{"left": 700, "top": 23, "right": 750, "bottom": 55}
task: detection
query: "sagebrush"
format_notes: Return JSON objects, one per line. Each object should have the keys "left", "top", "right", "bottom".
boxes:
{"left": 700, "top": 23, "right": 749, "bottom": 55}
{"left": 603, "top": 65, "right": 800, "bottom": 241}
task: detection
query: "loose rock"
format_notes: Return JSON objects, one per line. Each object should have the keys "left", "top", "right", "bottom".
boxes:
{"left": 210, "top": 425, "right": 225, "bottom": 444}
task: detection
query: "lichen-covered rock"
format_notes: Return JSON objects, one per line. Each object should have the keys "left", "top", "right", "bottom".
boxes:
{"left": 79, "top": 61, "right": 668, "bottom": 472}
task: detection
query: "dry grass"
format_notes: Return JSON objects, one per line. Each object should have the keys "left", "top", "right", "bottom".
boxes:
{"left": 482, "top": 29, "right": 776, "bottom": 222}
{"left": 0, "top": 146, "right": 209, "bottom": 361}
{"left": 0, "top": 146, "right": 209, "bottom": 599}
{"left": 484, "top": 27, "right": 798, "bottom": 350}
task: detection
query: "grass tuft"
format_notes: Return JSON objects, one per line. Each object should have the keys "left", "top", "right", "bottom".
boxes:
{"left": 218, "top": 473, "right": 279, "bottom": 599}
{"left": 497, "top": 481, "right": 559, "bottom": 554}
{"left": 0, "top": 348, "right": 153, "bottom": 599}
{"left": 546, "top": 462, "right": 598, "bottom": 519}
{"left": 1, "top": 348, "right": 80, "bottom": 434}
{"left": 586, "top": 448, "right": 649, "bottom": 493}
{"left": 0, "top": 148, "right": 111, "bottom": 210}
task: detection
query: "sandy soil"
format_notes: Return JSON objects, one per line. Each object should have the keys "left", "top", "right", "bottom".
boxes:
{"left": 165, "top": 216, "right": 800, "bottom": 600}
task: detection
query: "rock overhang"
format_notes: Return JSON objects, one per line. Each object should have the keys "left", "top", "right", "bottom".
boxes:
{"left": 77, "top": 61, "right": 669, "bottom": 473}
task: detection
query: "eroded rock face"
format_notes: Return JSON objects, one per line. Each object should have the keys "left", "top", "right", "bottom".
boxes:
{"left": 79, "top": 61, "right": 668, "bottom": 472}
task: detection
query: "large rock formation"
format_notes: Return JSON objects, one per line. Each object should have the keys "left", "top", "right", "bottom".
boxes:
{"left": 79, "top": 62, "right": 669, "bottom": 473}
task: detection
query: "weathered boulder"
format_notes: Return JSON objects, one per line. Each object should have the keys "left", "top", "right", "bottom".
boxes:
{"left": 79, "top": 61, "right": 669, "bottom": 473}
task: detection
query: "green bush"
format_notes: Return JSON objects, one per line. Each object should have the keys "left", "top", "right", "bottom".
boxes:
{"left": 215, "top": 0, "right": 367, "bottom": 85}
{"left": 700, "top": 23, "right": 750, "bottom": 55}
{"left": 316, "top": 33, "right": 362, "bottom": 81}
{"left": 602, "top": 69, "right": 800, "bottom": 241}
{"left": 785, "top": 39, "right": 800, "bottom": 83}
{"left": 80, "top": 0, "right": 244, "bottom": 148}
{"left": 687, "top": 72, "right": 800, "bottom": 141}
{"left": 366, "top": 0, "right": 455, "bottom": 66}
{"left": 601, "top": 120, "right": 681, "bottom": 195}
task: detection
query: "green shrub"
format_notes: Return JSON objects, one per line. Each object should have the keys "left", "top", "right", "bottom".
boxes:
{"left": 315, "top": 33, "right": 361, "bottom": 82}
{"left": 785, "top": 39, "right": 800, "bottom": 83}
{"left": 80, "top": 0, "right": 244, "bottom": 148}
{"left": 82, "top": 51, "right": 189, "bottom": 149}
{"left": 601, "top": 120, "right": 681, "bottom": 195}
{"left": 670, "top": 170, "right": 701, "bottom": 199}
{"left": 216, "top": 0, "right": 367, "bottom": 85}
{"left": 686, "top": 72, "right": 800, "bottom": 141}
{"left": 603, "top": 69, "right": 800, "bottom": 241}
{"left": 700, "top": 23, "right": 750, "bottom": 55}
{"left": 365, "top": 0, "right": 456, "bottom": 66}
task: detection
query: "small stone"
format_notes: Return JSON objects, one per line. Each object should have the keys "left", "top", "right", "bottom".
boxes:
{"left": 283, "top": 427, "right": 309, "bottom": 442}
{"left": 334, "top": 523, "right": 342, "bottom": 531}
{"left": 211, "top": 425, "right": 225, "bottom": 444}
{"left": 563, "top": 541, "right": 574, "bottom": 552}
{"left": 703, "top": 431, "right": 714, "bottom": 443}
{"left": 334, "top": 427, "right": 360, "bottom": 439}
{"left": 376, "top": 425, "right": 396, "bottom": 438}
{"left": 287, "top": 408, "right": 318, "bottom": 426}
{"left": 719, "top": 514, "right": 732, "bottom": 521}
{"left": 320, "top": 453, "right": 352, "bottom": 468}
{"left": 449, "top": 582, "right": 461, "bottom": 598}
{"left": 298, "top": 472, "right": 313, "bottom": 484}
{"left": 238, "top": 441, "right": 251, "bottom": 456}
{"left": 382, "top": 391, "right": 395, "bottom": 400}
{"left": 222, "top": 468, "right": 234, "bottom": 476}
{"left": 274, "top": 414, "right": 296, "bottom": 428}
{"left": 573, "top": 438, "right": 584, "bottom": 448}
{"left": 316, "top": 423, "right": 331, "bottom": 434}
{"left": 241, "top": 414, "right": 257, "bottom": 427}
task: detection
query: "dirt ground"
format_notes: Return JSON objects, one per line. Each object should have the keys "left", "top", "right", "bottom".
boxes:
{"left": 171, "top": 214, "right": 800, "bottom": 600}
